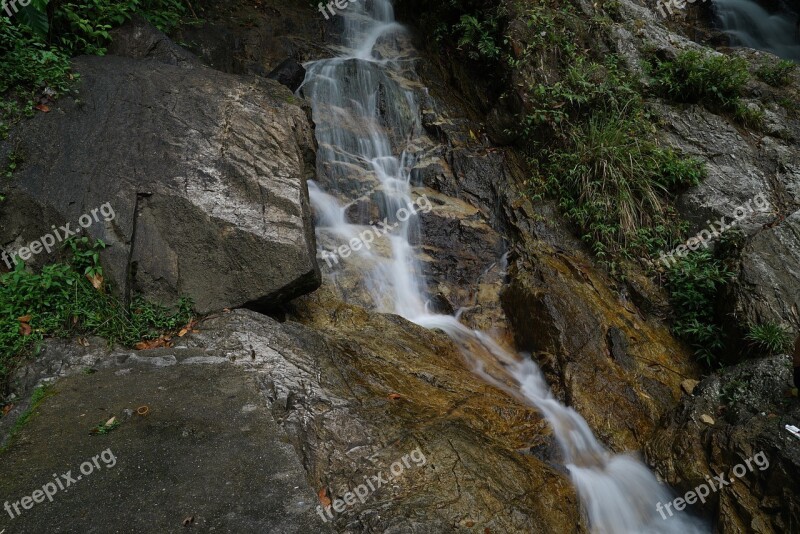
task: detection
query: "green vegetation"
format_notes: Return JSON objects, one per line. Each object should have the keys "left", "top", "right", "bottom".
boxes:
{"left": 720, "top": 378, "right": 747, "bottom": 406}
{"left": 755, "top": 59, "right": 796, "bottom": 87}
{"left": 0, "top": 0, "right": 198, "bottom": 140}
{"left": 745, "top": 322, "right": 794, "bottom": 356}
{"left": 429, "top": 1, "right": 743, "bottom": 364}
{"left": 648, "top": 51, "right": 749, "bottom": 110}
{"left": 511, "top": 14, "right": 705, "bottom": 269}
{"left": 91, "top": 417, "right": 121, "bottom": 435}
{"left": 1, "top": 384, "right": 53, "bottom": 452}
{"left": 454, "top": 13, "right": 502, "bottom": 60}
{"left": 0, "top": 237, "right": 193, "bottom": 391}
{"left": 647, "top": 50, "right": 765, "bottom": 129}
{"left": 663, "top": 251, "right": 735, "bottom": 366}
{"left": 425, "top": 0, "right": 506, "bottom": 65}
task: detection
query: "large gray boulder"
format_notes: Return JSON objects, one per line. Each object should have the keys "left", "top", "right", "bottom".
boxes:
{"left": 0, "top": 40, "right": 320, "bottom": 313}
{"left": 653, "top": 60, "right": 800, "bottom": 333}
{"left": 646, "top": 355, "right": 800, "bottom": 533}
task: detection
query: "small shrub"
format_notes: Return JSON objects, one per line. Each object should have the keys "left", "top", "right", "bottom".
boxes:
{"left": 454, "top": 14, "right": 501, "bottom": 60}
{"left": 0, "top": 238, "right": 194, "bottom": 390}
{"left": 755, "top": 59, "right": 796, "bottom": 87}
{"left": 664, "top": 251, "right": 735, "bottom": 366}
{"left": 733, "top": 101, "right": 764, "bottom": 129}
{"left": 745, "top": 322, "right": 794, "bottom": 355}
{"left": 649, "top": 50, "right": 749, "bottom": 109}
{"left": 0, "top": 17, "right": 73, "bottom": 98}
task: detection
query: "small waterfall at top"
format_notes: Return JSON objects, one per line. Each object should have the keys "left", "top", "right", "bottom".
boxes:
{"left": 712, "top": 0, "right": 800, "bottom": 61}
{"left": 300, "top": 1, "right": 708, "bottom": 532}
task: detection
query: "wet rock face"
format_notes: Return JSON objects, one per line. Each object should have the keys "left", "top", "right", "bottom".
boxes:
{"left": 0, "top": 41, "right": 320, "bottom": 313}
{"left": 398, "top": 50, "right": 700, "bottom": 452}
{"left": 732, "top": 210, "right": 800, "bottom": 333}
{"left": 655, "top": 93, "right": 800, "bottom": 333}
{"left": 234, "top": 303, "right": 580, "bottom": 533}
{"left": 13, "top": 306, "right": 582, "bottom": 533}
{"left": 500, "top": 252, "right": 698, "bottom": 452}
{"left": 646, "top": 356, "right": 800, "bottom": 533}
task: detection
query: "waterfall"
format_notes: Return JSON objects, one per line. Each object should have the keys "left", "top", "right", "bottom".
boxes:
{"left": 300, "top": 1, "right": 708, "bottom": 531}
{"left": 713, "top": 0, "right": 800, "bottom": 61}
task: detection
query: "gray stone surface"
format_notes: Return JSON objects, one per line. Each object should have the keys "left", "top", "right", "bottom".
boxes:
{"left": 0, "top": 358, "right": 329, "bottom": 533}
{"left": 0, "top": 38, "right": 320, "bottom": 313}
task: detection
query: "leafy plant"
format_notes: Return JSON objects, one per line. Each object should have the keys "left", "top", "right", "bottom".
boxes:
{"left": 3, "top": 150, "right": 23, "bottom": 178}
{"left": 663, "top": 251, "right": 735, "bottom": 366}
{"left": 91, "top": 417, "right": 120, "bottom": 435}
{"left": 745, "top": 322, "right": 793, "bottom": 356}
{"left": 648, "top": 50, "right": 749, "bottom": 110}
{"left": 0, "top": 238, "right": 194, "bottom": 391}
{"left": 455, "top": 13, "right": 501, "bottom": 60}
{"left": 733, "top": 101, "right": 764, "bottom": 129}
{"left": 755, "top": 59, "right": 796, "bottom": 87}
{"left": 720, "top": 378, "right": 747, "bottom": 406}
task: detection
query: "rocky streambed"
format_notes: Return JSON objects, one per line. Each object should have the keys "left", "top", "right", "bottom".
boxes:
{"left": 0, "top": 0, "right": 799, "bottom": 532}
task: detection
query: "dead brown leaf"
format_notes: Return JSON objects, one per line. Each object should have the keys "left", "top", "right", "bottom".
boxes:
{"left": 2, "top": 404, "right": 14, "bottom": 416}
{"left": 17, "top": 314, "right": 31, "bottom": 323}
{"left": 134, "top": 336, "right": 173, "bottom": 350}
{"left": 318, "top": 488, "right": 331, "bottom": 508}
{"left": 34, "top": 104, "right": 50, "bottom": 113}
{"left": 19, "top": 322, "right": 32, "bottom": 336}
{"left": 86, "top": 273, "right": 103, "bottom": 290}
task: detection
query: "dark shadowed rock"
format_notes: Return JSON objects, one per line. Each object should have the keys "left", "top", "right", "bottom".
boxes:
{"left": 0, "top": 47, "right": 320, "bottom": 313}
{"left": 268, "top": 58, "right": 307, "bottom": 92}
{"left": 647, "top": 355, "right": 800, "bottom": 533}
{"left": 108, "top": 15, "right": 198, "bottom": 67}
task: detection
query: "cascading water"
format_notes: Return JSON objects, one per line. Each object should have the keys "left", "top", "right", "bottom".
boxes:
{"left": 300, "top": 2, "right": 708, "bottom": 531}
{"left": 713, "top": 0, "right": 800, "bottom": 61}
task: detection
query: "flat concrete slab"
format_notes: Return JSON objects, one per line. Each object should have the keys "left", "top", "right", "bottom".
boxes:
{"left": 0, "top": 359, "right": 326, "bottom": 533}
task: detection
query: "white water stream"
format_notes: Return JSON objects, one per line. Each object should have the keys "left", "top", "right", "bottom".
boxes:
{"left": 300, "top": 2, "right": 708, "bottom": 531}
{"left": 713, "top": 0, "right": 800, "bottom": 60}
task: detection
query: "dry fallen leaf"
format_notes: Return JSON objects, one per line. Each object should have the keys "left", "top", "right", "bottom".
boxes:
{"left": 2, "top": 404, "right": 14, "bottom": 416}
{"left": 134, "top": 336, "right": 173, "bottom": 350}
{"left": 34, "top": 103, "right": 50, "bottom": 113}
{"left": 17, "top": 315, "right": 31, "bottom": 323}
{"left": 105, "top": 416, "right": 116, "bottom": 427}
{"left": 86, "top": 273, "right": 103, "bottom": 290}
{"left": 388, "top": 393, "right": 403, "bottom": 400}
{"left": 182, "top": 516, "right": 194, "bottom": 527}
{"left": 19, "top": 322, "right": 32, "bottom": 336}
{"left": 177, "top": 328, "right": 189, "bottom": 337}
{"left": 318, "top": 488, "right": 331, "bottom": 508}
